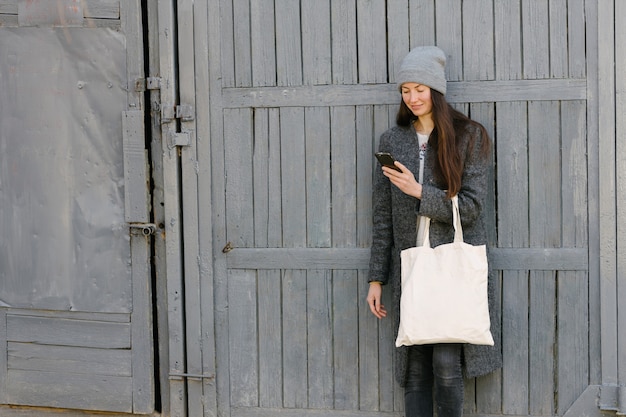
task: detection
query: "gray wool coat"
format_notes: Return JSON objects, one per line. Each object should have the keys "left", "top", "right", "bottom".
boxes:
{"left": 369, "top": 122, "right": 502, "bottom": 384}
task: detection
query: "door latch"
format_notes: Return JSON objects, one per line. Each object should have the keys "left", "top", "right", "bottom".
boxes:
{"left": 129, "top": 223, "right": 157, "bottom": 236}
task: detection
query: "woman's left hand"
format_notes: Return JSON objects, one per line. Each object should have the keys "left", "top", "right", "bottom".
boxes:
{"left": 382, "top": 161, "right": 423, "bottom": 199}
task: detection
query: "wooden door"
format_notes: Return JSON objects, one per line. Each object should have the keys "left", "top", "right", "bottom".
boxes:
{"left": 182, "top": 0, "right": 601, "bottom": 416}
{"left": 0, "top": 1, "right": 154, "bottom": 413}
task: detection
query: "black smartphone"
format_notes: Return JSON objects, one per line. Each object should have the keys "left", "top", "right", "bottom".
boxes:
{"left": 375, "top": 152, "right": 402, "bottom": 172}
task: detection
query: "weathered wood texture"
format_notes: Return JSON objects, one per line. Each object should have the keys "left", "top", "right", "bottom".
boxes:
{"left": 3, "top": 313, "right": 132, "bottom": 412}
{"left": 197, "top": 0, "right": 596, "bottom": 416}
{"left": 0, "top": 0, "right": 153, "bottom": 414}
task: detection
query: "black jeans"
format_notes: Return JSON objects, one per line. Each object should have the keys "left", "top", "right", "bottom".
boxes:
{"left": 404, "top": 344, "right": 464, "bottom": 417}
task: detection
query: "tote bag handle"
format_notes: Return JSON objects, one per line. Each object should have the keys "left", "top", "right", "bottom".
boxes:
{"left": 422, "top": 195, "right": 463, "bottom": 247}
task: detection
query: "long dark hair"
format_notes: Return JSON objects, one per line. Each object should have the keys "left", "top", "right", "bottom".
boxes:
{"left": 396, "top": 90, "right": 490, "bottom": 198}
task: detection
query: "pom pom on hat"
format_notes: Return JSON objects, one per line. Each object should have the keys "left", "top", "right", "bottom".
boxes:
{"left": 396, "top": 46, "right": 447, "bottom": 95}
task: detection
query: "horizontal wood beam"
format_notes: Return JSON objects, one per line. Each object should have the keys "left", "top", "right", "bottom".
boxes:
{"left": 222, "top": 79, "right": 587, "bottom": 108}
{"left": 225, "top": 247, "right": 588, "bottom": 271}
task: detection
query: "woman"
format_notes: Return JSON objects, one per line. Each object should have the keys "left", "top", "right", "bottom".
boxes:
{"left": 366, "top": 46, "right": 502, "bottom": 417}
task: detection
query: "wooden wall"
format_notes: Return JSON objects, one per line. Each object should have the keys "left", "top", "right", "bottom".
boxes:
{"left": 176, "top": 1, "right": 598, "bottom": 416}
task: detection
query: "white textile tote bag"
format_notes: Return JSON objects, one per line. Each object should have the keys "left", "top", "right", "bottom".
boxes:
{"left": 395, "top": 196, "right": 494, "bottom": 347}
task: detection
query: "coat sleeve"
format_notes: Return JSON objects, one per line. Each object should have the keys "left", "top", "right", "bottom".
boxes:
{"left": 368, "top": 133, "right": 394, "bottom": 284}
{"left": 418, "top": 126, "right": 490, "bottom": 227}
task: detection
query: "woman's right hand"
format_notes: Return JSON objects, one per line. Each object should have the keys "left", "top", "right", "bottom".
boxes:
{"left": 367, "top": 282, "right": 387, "bottom": 319}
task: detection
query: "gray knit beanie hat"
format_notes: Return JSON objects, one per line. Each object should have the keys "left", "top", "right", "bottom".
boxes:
{"left": 396, "top": 46, "right": 447, "bottom": 95}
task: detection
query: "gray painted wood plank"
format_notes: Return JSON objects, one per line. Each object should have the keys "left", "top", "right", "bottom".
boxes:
{"left": 0, "top": 14, "right": 17, "bottom": 25}
{"left": 529, "top": 101, "right": 561, "bottom": 248}
{"left": 549, "top": 0, "right": 568, "bottom": 78}
{"left": 462, "top": 0, "right": 494, "bottom": 81}
{"left": 155, "top": 0, "right": 187, "bottom": 413}
{"left": 233, "top": 0, "right": 251, "bottom": 87}
{"left": 7, "top": 370, "right": 132, "bottom": 412}
{"left": 568, "top": 0, "right": 587, "bottom": 78}
{"left": 496, "top": 101, "right": 530, "bottom": 415}
{"left": 250, "top": 109, "right": 271, "bottom": 237}
{"left": 305, "top": 107, "right": 331, "bottom": 248}
{"left": 0, "top": 2, "right": 17, "bottom": 15}
{"left": 232, "top": 406, "right": 404, "bottom": 417}
{"left": 358, "top": 268, "right": 379, "bottom": 411}
{"left": 469, "top": 103, "right": 497, "bottom": 246}
{"left": 176, "top": 0, "right": 204, "bottom": 413}
{"left": 307, "top": 269, "right": 333, "bottom": 409}
{"left": 253, "top": 108, "right": 271, "bottom": 247}
{"left": 253, "top": 108, "right": 283, "bottom": 246}
{"left": 471, "top": 89, "right": 502, "bottom": 417}
{"left": 584, "top": 0, "right": 602, "bottom": 388}
{"left": 356, "top": 0, "right": 386, "bottom": 83}
{"left": 7, "top": 342, "right": 130, "bottom": 376}
{"left": 219, "top": 0, "right": 235, "bottom": 87}
{"left": 331, "top": 106, "right": 357, "bottom": 247}
{"left": 330, "top": 105, "right": 358, "bottom": 411}
{"left": 557, "top": 271, "right": 590, "bottom": 414}
{"left": 435, "top": 0, "right": 462, "bottom": 80}
{"left": 561, "top": 100, "right": 588, "bottom": 247}
{"left": 7, "top": 315, "right": 130, "bottom": 349}
{"left": 129, "top": 231, "right": 154, "bottom": 411}
{"left": 502, "top": 271, "right": 530, "bottom": 415}
{"left": 301, "top": 0, "right": 330, "bottom": 85}
{"left": 275, "top": 0, "right": 302, "bottom": 86}
{"left": 84, "top": 0, "right": 120, "bottom": 19}
{"left": 268, "top": 109, "right": 283, "bottom": 245}
{"left": 386, "top": 0, "right": 409, "bottom": 83}
{"left": 241, "top": 109, "right": 272, "bottom": 417}
{"left": 528, "top": 101, "right": 560, "bottom": 415}
{"left": 258, "top": 270, "right": 283, "bottom": 408}
{"left": 494, "top": 0, "right": 522, "bottom": 80}
{"left": 228, "top": 270, "right": 259, "bottom": 407}
{"left": 280, "top": 107, "right": 307, "bottom": 246}
{"left": 145, "top": 0, "right": 171, "bottom": 411}
{"left": 279, "top": 104, "right": 308, "bottom": 408}
{"left": 331, "top": 0, "right": 357, "bottom": 83}
{"left": 617, "top": 0, "right": 626, "bottom": 402}
{"left": 122, "top": 6, "right": 155, "bottom": 404}
{"left": 0, "top": 309, "right": 7, "bottom": 403}
{"left": 333, "top": 270, "right": 359, "bottom": 410}
{"left": 558, "top": 100, "right": 590, "bottom": 413}
{"left": 221, "top": 79, "right": 587, "bottom": 108}
{"left": 529, "top": 271, "right": 556, "bottom": 415}
{"left": 371, "top": 104, "right": 397, "bottom": 413}
{"left": 356, "top": 106, "right": 374, "bottom": 248}
{"left": 522, "top": 0, "right": 550, "bottom": 78}
{"left": 195, "top": 0, "right": 218, "bottom": 413}
{"left": 250, "top": 0, "right": 275, "bottom": 86}
{"left": 282, "top": 270, "right": 308, "bottom": 408}
{"left": 5, "top": 309, "right": 129, "bottom": 322}
{"left": 409, "top": 0, "right": 434, "bottom": 47}
{"left": 378, "top": 280, "right": 397, "bottom": 412}
{"left": 225, "top": 108, "right": 255, "bottom": 247}
{"left": 225, "top": 247, "right": 588, "bottom": 271}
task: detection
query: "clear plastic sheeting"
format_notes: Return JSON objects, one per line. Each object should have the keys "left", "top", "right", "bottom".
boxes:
{"left": 0, "top": 27, "right": 132, "bottom": 313}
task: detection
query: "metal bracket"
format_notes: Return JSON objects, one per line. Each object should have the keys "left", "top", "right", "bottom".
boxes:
{"left": 135, "top": 77, "right": 162, "bottom": 92}
{"left": 168, "top": 131, "right": 191, "bottom": 148}
{"left": 169, "top": 372, "right": 215, "bottom": 381}
{"left": 146, "top": 77, "right": 162, "bottom": 90}
{"left": 161, "top": 104, "right": 176, "bottom": 123}
{"left": 129, "top": 223, "right": 157, "bottom": 236}
{"left": 176, "top": 104, "right": 195, "bottom": 121}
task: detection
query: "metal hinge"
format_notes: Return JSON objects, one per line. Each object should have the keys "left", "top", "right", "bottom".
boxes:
{"left": 167, "top": 131, "right": 191, "bottom": 148}
{"left": 162, "top": 104, "right": 195, "bottom": 124}
{"left": 135, "top": 77, "right": 162, "bottom": 92}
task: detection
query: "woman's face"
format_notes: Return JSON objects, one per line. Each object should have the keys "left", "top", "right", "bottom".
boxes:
{"left": 401, "top": 83, "right": 433, "bottom": 118}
